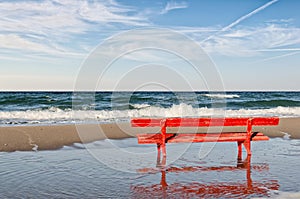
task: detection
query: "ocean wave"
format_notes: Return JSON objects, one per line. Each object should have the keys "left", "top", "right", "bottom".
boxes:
{"left": 233, "top": 99, "right": 300, "bottom": 108}
{"left": 130, "top": 104, "right": 151, "bottom": 109}
{"left": 202, "top": 94, "right": 240, "bottom": 99}
{"left": 0, "top": 103, "right": 300, "bottom": 125}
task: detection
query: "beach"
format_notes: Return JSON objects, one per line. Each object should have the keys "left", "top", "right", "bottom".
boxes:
{"left": 1, "top": 132, "right": 299, "bottom": 198}
{"left": 1, "top": 117, "right": 299, "bottom": 152}
{"left": 1, "top": 0, "right": 300, "bottom": 197}
{"left": 0, "top": 92, "right": 300, "bottom": 198}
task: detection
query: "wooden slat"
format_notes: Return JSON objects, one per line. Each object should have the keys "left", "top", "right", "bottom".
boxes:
{"left": 132, "top": 117, "right": 279, "bottom": 127}
{"left": 166, "top": 118, "right": 247, "bottom": 127}
{"left": 131, "top": 118, "right": 163, "bottom": 127}
{"left": 137, "top": 132, "right": 269, "bottom": 144}
{"left": 167, "top": 118, "right": 279, "bottom": 127}
{"left": 252, "top": 117, "right": 279, "bottom": 126}
{"left": 137, "top": 133, "right": 176, "bottom": 144}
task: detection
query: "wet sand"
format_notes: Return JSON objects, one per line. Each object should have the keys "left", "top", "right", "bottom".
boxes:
{"left": 0, "top": 117, "right": 299, "bottom": 152}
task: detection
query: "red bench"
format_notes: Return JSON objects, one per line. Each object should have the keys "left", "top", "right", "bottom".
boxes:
{"left": 131, "top": 117, "right": 279, "bottom": 161}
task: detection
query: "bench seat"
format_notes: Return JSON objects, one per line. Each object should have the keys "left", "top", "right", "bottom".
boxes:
{"left": 137, "top": 132, "right": 269, "bottom": 144}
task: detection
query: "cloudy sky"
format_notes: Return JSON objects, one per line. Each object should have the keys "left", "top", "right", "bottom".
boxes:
{"left": 0, "top": 0, "right": 299, "bottom": 91}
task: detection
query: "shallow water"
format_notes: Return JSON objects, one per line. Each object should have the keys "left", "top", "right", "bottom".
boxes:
{"left": 0, "top": 138, "right": 299, "bottom": 198}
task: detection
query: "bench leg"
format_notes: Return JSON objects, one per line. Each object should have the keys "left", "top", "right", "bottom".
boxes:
{"left": 245, "top": 119, "right": 252, "bottom": 156}
{"left": 243, "top": 140, "right": 251, "bottom": 156}
{"left": 237, "top": 139, "right": 252, "bottom": 160}
{"left": 161, "top": 154, "right": 166, "bottom": 167}
{"left": 156, "top": 144, "right": 161, "bottom": 165}
{"left": 162, "top": 143, "right": 167, "bottom": 158}
{"left": 237, "top": 141, "right": 243, "bottom": 160}
{"left": 160, "top": 119, "right": 167, "bottom": 158}
{"left": 156, "top": 143, "right": 167, "bottom": 167}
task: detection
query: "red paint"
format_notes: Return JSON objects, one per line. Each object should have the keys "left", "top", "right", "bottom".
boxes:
{"left": 131, "top": 117, "right": 279, "bottom": 162}
{"left": 138, "top": 132, "right": 269, "bottom": 144}
{"left": 131, "top": 117, "right": 279, "bottom": 127}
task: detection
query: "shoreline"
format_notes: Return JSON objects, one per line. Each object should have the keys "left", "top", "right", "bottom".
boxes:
{"left": 0, "top": 117, "right": 299, "bottom": 152}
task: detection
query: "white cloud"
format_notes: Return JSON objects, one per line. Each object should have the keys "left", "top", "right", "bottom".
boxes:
{"left": 256, "top": 48, "right": 300, "bottom": 52}
{"left": 0, "top": 34, "right": 55, "bottom": 52}
{"left": 197, "top": 25, "right": 300, "bottom": 56}
{"left": 0, "top": 34, "right": 86, "bottom": 59}
{"left": 266, "top": 18, "right": 294, "bottom": 24}
{"left": 0, "top": 0, "right": 148, "bottom": 58}
{"left": 161, "top": 1, "right": 188, "bottom": 14}
{"left": 85, "top": 24, "right": 300, "bottom": 62}
{"left": 202, "top": 0, "right": 279, "bottom": 43}
{"left": 221, "top": 0, "right": 278, "bottom": 31}
{"left": 0, "top": 0, "right": 298, "bottom": 62}
{"left": 255, "top": 51, "right": 300, "bottom": 64}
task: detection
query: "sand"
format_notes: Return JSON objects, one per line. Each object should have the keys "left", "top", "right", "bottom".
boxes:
{"left": 0, "top": 117, "right": 299, "bottom": 152}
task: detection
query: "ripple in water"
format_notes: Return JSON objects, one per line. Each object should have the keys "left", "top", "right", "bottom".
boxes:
{"left": 0, "top": 138, "right": 299, "bottom": 198}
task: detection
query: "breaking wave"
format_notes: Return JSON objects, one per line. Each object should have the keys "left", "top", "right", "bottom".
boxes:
{"left": 0, "top": 103, "right": 299, "bottom": 125}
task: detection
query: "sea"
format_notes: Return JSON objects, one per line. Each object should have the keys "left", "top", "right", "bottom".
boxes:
{"left": 0, "top": 91, "right": 300, "bottom": 125}
{"left": 0, "top": 91, "right": 300, "bottom": 198}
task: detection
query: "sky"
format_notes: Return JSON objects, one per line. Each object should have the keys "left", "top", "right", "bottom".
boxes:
{"left": 0, "top": 0, "right": 300, "bottom": 91}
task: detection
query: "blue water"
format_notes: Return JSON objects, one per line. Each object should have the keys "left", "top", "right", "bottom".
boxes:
{"left": 0, "top": 91, "right": 300, "bottom": 125}
{"left": 1, "top": 91, "right": 300, "bottom": 111}
{"left": 1, "top": 92, "right": 300, "bottom": 198}
{"left": 0, "top": 138, "right": 299, "bottom": 198}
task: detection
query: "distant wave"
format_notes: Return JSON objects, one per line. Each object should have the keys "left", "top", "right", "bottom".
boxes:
{"left": 130, "top": 103, "right": 151, "bottom": 109}
{"left": 233, "top": 99, "right": 300, "bottom": 108}
{"left": 202, "top": 94, "right": 240, "bottom": 99}
{"left": 1, "top": 103, "right": 300, "bottom": 125}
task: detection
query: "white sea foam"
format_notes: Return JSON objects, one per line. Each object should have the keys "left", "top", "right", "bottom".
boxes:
{"left": 265, "top": 190, "right": 300, "bottom": 199}
{"left": 202, "top": 94, "right": 240, "bottom": 99}
{"left": 282, "top": 132, "right": 291, "bottom": 140}
{"left": 130, "top": 103, "right": 151, "bottom": 109}
{"left": 0, "top": 104, "right": 300, "bottom": 125}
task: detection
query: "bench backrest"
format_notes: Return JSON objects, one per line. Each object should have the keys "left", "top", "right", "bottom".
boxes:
{"left": 131, "top": 117, "right": 279, "bottom": 127}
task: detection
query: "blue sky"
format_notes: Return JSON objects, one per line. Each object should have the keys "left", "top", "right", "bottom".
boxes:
{"left": 0, "top": 0, "right": 299, "bottom": 91}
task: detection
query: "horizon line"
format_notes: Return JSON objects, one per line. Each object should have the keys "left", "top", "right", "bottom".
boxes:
{"left": 0, "top": 90, "right": 299, "bottom": 92}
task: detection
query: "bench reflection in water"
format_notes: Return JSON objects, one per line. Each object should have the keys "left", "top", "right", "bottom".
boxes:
{"left": 131, "top": 156, "right": 279, "bottom": 198}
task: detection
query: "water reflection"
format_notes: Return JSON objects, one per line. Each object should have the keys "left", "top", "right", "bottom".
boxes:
{"left": 132, "top": 156, "right": 279, "bottom": 198}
